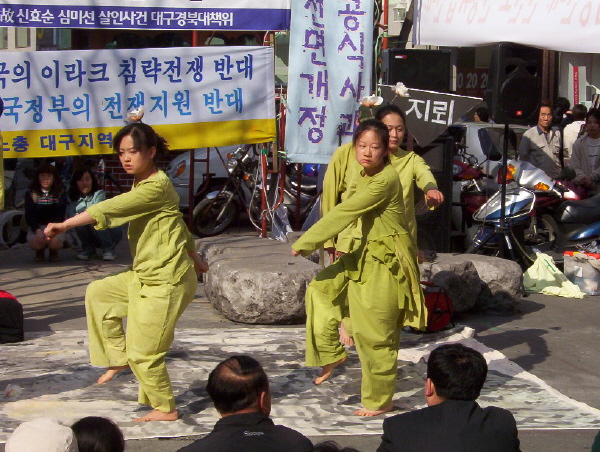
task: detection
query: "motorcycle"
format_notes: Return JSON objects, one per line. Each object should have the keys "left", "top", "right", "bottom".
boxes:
{"left": 191, "top": 145, "right": 320, "bottom": 237}
{"left": 468, "top": 159, "right": 599, "bottom": 268}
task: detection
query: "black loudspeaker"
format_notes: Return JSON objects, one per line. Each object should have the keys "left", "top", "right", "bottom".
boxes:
{"left": 414, "top": 135, "right": 454, "bottom": 253}
{"left": 485, "top": 42, "right": 543, "bottom": 125}
{"left": 382, "top": 49, "right": 453, "bottom": 93}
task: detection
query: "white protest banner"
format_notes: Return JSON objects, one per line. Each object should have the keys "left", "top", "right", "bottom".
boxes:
{"left": 414, "top": 0, "right": 600, "bottom": 54}
{"left": 285, "top": 0, "right": 374, "bottom": 164}
{"left": 0, "top": 46, "right": 276, "bottom": 158}
{"left": 0, "top": 0, "right": 290, "bottom": 31}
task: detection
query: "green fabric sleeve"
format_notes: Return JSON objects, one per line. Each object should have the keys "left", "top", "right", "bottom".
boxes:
{"left": 293, "top": 173, "right": 389, "bottom": 256}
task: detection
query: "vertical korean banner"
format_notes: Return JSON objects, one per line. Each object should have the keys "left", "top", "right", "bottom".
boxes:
{"left": 285, "top": 0, "right": 373, "bottom": 164}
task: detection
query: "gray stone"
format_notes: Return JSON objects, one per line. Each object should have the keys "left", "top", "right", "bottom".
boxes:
{"left": 419, "top": 256, "right": 481, "bottom": 313}
{"left": 465, "top": 253, "right": 524, "bottom": 314}
{"left": 420, "top": 253, "right": 523, "bottom": 314}
{"left": 198, "top": 235, "right": 320, "bottom": 324}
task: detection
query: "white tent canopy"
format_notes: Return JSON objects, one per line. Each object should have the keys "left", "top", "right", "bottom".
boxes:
{"left": 414, "top": 0, "right": 598, "bottom": 54}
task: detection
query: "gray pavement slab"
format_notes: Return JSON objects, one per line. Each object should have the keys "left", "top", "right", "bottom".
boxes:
{"left": 1, "top": 233, "right": 600, "bottom": 452}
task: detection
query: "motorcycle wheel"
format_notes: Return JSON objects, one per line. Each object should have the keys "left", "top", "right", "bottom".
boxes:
{"left": 192, "top": 194, "right": 238, "bottom": 237}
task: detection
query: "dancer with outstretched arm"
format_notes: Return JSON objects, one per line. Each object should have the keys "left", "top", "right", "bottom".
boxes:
{"left": 291, "top": 119, "right": 426, "bottom": 416}
{"left": 45, "top": 122, "right": 208, "bottom": 422}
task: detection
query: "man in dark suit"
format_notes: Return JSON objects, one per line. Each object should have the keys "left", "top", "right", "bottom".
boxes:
{"left": 176, "top": 355, "right": 312, "bottom": 452}
{"left": 377, "top": 343, "right": 521, "bottom": 452}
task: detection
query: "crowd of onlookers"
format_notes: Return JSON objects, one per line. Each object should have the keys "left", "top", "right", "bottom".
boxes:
{"left": 23, "top": 161, "right": 122, "bottom": 263}
{"left": 5, "top": 344, "right": 526, "bottom": 452}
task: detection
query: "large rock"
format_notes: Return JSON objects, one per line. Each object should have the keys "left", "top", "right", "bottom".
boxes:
{"left": 420, "top": 253, "right": 523, "bottom": 314}
{"left": 419, "top": 256, "right": 481, "bottom": 313}
{"left": 198, "top": 235, "right": 320, "bottom": 324}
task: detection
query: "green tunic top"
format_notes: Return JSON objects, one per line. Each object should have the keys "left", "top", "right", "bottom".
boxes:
{"left": 293, "top": 164, "right": 425, "bottom": 324}
{"left": 322, "top": 143, "right": 437, "bottom": 250}
{"left": 87, "top": 170, "right": 195, "bottom": 285}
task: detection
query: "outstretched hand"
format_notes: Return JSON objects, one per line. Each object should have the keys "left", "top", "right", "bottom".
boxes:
{"left": 188, "top": 251, "right": 209, "bottom": 275}
{"left": 291, "top": 249, "right": 300, "bottom": 257}
{"left": 426, "top": 189, "right": 444, "bottom": 208}
{"left": 44, "top": 223, "right": 66, "bottom": 240}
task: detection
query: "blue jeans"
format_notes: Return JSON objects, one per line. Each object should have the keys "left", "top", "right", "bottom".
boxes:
{"left": 75, "top": 224, "right": 122, "bottom": 254}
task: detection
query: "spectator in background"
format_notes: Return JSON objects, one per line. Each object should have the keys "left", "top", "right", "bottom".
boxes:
{"left": 473, "top": 106, "right": 490, "bottom": 123}
{"left": 25, "top": 162, "right": 68, "bottom": 262}
{"left": 6, "top": 418, "right": 79, "bottom": 452}
{"left": 71, "top": 416, "right": 124, "bottom": 452}
{"left": 562, "top": 104, "right": 588, "bottom": 163}
{"left": 568, "top": 108, "right": 600, "bottom": 195}
{"left": 518, "top": 101, "right": 563, "bottom": 179}
{"left": 68, "top": 168, "right": 122, "bottom": 261}
{"left": 377, "top": 343, "right": 521, "bottom": 452}
{"left": 176, "top": 355, "right": 313, "bottom": 452}
{"left": 555, "top": 96, "right": 574, "bottom": 127}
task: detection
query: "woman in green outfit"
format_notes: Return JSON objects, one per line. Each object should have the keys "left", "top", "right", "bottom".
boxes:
{"left": 291, "top": 119, "right": 426, "bottom": 416}
{"left": 45, "top": 123, "right": 207, "bottom": 422}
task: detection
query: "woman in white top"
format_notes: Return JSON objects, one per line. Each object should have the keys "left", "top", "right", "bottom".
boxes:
{"left": 570, "top": 108, "right": 600, "bottom": 196}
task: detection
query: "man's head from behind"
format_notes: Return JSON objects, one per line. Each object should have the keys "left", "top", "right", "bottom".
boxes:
{"left": 206, "top": 355, "right": 270, "bottom": 416}
{"left": 426, "top": 344, "right": 488, "bottom": 404}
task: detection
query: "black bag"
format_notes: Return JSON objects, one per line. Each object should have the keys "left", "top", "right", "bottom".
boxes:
{"left": 0, "top": 290, "right": 24, "bottom": 343}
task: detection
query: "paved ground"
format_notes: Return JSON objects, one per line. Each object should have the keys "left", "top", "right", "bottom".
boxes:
{"left": 1, "top": 227, "right": 600, "bottom": 451}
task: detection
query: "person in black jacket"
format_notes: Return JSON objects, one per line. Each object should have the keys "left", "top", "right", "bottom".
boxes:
{"left": 177, "top": 355, "right": 313, "bottom": 452}
{"left": 378, "top": 343, "right": 521, "bottom": 452}
{"left": 24, "top": 162, "right": 67, "bottom": 262}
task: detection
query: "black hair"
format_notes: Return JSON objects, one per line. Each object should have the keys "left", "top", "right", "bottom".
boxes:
{"left": 29, "top": 162, "right": 64, "bottom": 197}
{"left": 586, "top": 108, "right": 600, "bottom": 125}
{"left": 112, "top": 122, "right": 169, "bottom": 159}
{"left": 206, "top": 355, "right": 269, "bottom": 414}
{"left": 572, "top": 104, "right": 588, "bottom": 121}
{"left": 555, "top": 96, "right": 571, "bottom": 114}
{"left": 475, "top": 106, "right": 490, "bottom": 122}
{"left": 375, "top": 104, "right": 406, "bottom": 125}
{"left": 352, "top": 118, "right": 390, "bottom": 155}
{"left": 427, "top": 343, "right": 488, "bottom": 401}
{"left": 71, "top": 416, "right": 125, "bottom": 452}
{"left": 312, "top": 441, "right": 362, "bottom": 452}
{"left": 68, "top": 167, "right": 100, "bottom": 202}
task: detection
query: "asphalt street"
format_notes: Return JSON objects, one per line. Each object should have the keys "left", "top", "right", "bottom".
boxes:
{"left": 1, "top": 229, "right": 600, "bottom": 452}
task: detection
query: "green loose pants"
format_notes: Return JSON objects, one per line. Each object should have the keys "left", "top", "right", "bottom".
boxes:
{"left": 305, "top": 252, "right": 407, "bottom": 411}
{"left": 85, "top": 266, "right": 197, "bottom": 412}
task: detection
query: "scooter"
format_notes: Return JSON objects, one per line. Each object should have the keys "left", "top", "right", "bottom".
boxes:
{"left": 469, "top": 160, "right": 600, "bottom": 268}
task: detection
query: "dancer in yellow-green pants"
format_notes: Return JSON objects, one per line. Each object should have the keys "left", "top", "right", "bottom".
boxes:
{"left": 292, "top": 119, "right": 426, "bottom": 417}
{"left": 46, "top": 122, "right": 207, "bottom": 422}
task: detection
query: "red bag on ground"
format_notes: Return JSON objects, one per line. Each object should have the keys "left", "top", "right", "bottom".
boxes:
{"left": 422, "top": 282, "right": 455, "bottom": 333}
{"left": 0, "top": 290, "right": 24, "bottom": 343}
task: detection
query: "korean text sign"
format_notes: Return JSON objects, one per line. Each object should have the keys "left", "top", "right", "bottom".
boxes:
{"left": 415, "top": 0, "right": 600, "bottom": 54}
{"left": 285, "top": 0, "right": 374, "bottom": 164}
{"left": 0, "top": 0, "right": 291, "bottom": 31}
{"left": 0, "top": 46, "right": 276, "bottom": 158}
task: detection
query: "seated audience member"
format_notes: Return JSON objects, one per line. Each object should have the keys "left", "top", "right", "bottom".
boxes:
{"left": 563, "top": 104, "right": 588, "bottom": 162}
{"left": 176, "top": 355, "right": 313, "bottom": 452}
{"left": 518, "top": 101, "right": 562, "bottom": 179}
{"left": 569, "top": 108, "right": 600, "bottom": 195}
{"left": 67, "top": 168, "right": 122, "bottom": 261}
{"left": 377, "top": 343, "right": 521, "bottom": 452}
{"left": 313, "top": 440, "right": 362, "bottom": 452}
{"left": 25, "top": 162, "right": 68, "bottom": 262}
{"left": 6, "top": 417, "right": 79, "bottom": 452}
{"left": 71, "top": 416, "right": 125, "bottom": 452}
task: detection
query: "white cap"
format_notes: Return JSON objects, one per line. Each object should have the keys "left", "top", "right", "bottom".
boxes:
{"left": 6, "top": 418, "right": 79, "bottom": 452}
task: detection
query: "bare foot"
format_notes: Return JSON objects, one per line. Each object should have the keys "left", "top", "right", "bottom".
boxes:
{"left": 339, "top": 323, "right": 354, "bottom": 347}
{"left": 354, "top": 402, "right": 394, "bottom": 417}
{"left": 97, "top": 365, "right": 129, "bottom": 385}
{"left": 134, "top": 409, "right": 179, "bottom": 422}
{"left": 314, "top": 356, "right": 347, "bottom": 385}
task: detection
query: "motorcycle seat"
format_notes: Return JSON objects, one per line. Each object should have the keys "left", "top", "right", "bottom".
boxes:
{"left": 286, "top": 177, "right": 319, "bottom": 196}
{"left": 556, "top": 193, "right": 600, "bottom": 224}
